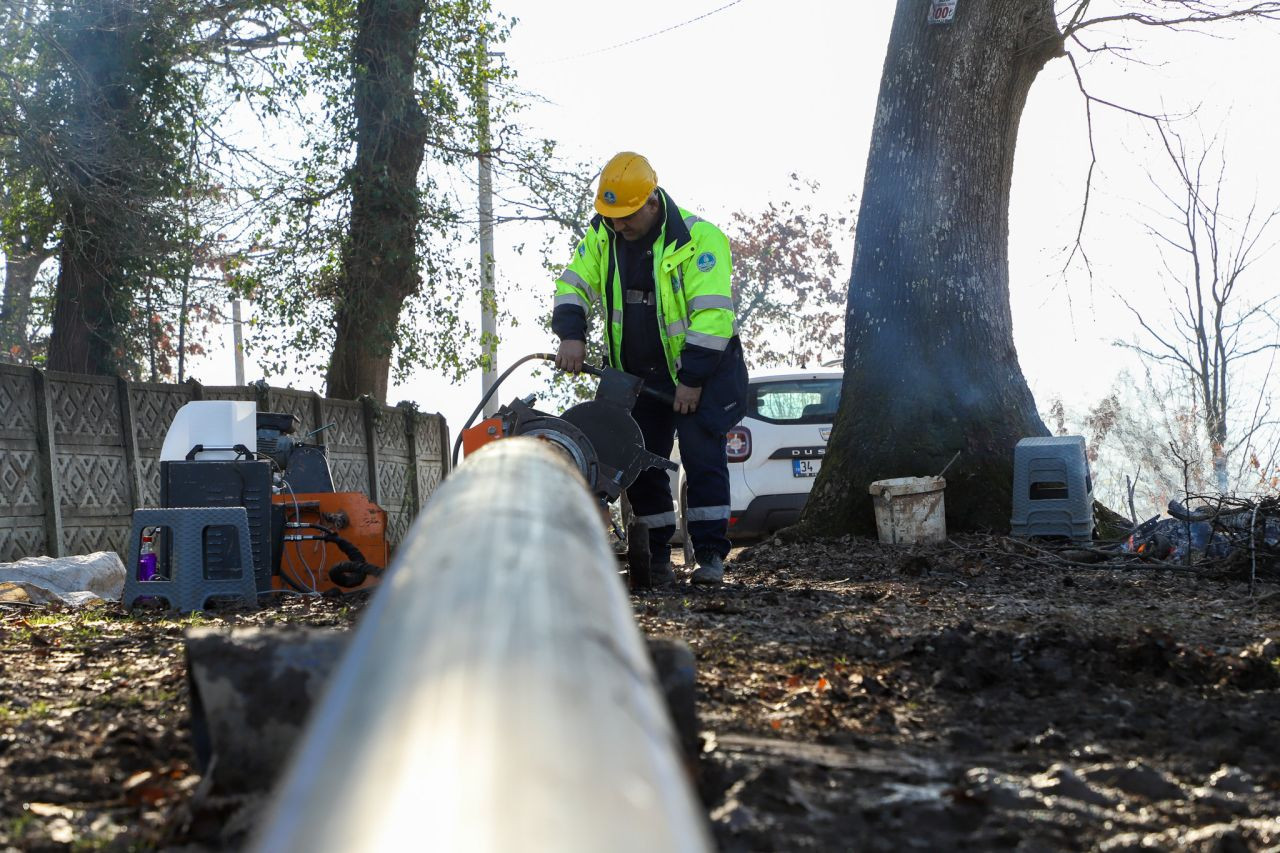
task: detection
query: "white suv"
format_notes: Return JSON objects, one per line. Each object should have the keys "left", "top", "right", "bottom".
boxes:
{"left": 674, "top": 368, "right": 842, "bottom": 545}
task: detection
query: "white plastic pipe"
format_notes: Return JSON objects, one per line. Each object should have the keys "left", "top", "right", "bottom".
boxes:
{"left": 250, "top": 438, "right": 711, "bottom": 853}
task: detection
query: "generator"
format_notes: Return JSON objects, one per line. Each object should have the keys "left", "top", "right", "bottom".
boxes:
{"left": 155, "top": 401, "right": 387, "bottom": 596}
{"left": 160, "top": 458, "right": 281, "bottom": 593}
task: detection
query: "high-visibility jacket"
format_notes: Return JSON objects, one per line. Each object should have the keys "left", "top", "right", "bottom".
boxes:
{"left": 551, "top": 188, "right": 737, "bottom": 387}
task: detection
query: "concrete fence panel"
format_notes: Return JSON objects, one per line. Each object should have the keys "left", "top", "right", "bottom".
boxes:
{"left": 0, "top": 368, "right": 449, "bottom": 563}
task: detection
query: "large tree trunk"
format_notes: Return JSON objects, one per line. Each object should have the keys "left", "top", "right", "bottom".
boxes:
{"left": 1202, "top": 379, "right": 1229, "bottom": 492}
{"left": 45, "top": 0, "right": 138, "bottom": 377}
{"left": 325, "top": 0, "right": 427, "bottom": 402}
{"left": 0, "top": 248, "right": 49, "bottom": 361}
{"left": 48, "top": 201, "right": 123, "bottom": 374}
{"left": 801, "top": 0, "right": 1063, "bottom": 536}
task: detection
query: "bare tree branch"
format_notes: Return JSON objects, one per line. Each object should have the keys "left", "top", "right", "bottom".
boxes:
{"left": 1066, "top": 2, "right": 1280, "bottom": 36}
{"left": 1119, "top": 122, "right": 1280, "bottom": 492}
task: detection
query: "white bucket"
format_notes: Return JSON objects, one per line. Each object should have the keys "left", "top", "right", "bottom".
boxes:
{"left": 869, "top": 476, "right": 947, "bottom": 545}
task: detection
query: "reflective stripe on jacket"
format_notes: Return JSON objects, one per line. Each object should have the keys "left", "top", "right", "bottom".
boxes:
{"left": 551, "top": 188, "right": 736, "bottom": 386}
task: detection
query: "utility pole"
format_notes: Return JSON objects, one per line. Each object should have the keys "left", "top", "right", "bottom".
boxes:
{"left": 478, "top": 46, "right": 501, "bottom": 416}
{"left": 231, "top": 298, "right": 245, "bottom": 386}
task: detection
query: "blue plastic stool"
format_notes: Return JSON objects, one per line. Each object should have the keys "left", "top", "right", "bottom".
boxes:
{"left": 1010, "top": 436, "right": 1095, "bottom": 542}
{"left": 123, "top": 507, "right": 260, "bottom": 612}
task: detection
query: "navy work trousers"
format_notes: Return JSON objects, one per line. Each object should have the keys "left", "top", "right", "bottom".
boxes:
{"left": 626, "top": 374, "right": 731, "bottom": 563}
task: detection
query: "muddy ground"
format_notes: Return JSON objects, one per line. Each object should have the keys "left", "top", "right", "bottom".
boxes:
{"left": 1, "top": 536, "right": 1277, "bottom": 851}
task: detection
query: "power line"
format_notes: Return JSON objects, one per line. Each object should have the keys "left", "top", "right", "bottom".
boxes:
{"left": 535, "top": 0, "right": 745, "bottom": 65}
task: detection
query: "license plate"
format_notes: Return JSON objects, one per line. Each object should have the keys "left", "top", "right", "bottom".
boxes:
{"left": 792, "top": 459, "right": 821, "bottom": 477}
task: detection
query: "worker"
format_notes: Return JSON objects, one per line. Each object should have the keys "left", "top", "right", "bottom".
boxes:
{"left": 552, "top": 152, "right": 748, "bottom": 586}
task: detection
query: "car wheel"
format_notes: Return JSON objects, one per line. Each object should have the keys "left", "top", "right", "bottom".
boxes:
{"left": 679, "top": 479, "right": 695, "bottom": 567}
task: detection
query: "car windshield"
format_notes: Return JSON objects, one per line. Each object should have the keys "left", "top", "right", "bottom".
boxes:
{"left": 748, "top": 378, "right": 842, "bottom": 424}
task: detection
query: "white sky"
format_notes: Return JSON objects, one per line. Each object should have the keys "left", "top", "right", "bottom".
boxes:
{"left": 194, "top": 1, "right": 1280, "bottom": 440}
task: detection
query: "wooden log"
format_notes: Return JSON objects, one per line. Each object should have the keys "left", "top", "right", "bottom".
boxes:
{"left": 186, "top": 630, "right": 703, "bottom": 795}
{"left": 186, "top": 627, "right": 349, "bottom": 792}
{"left": 645, "top": 638, "right": 700, "bottom": 770}
{"left": 251, "top": 438, "right": 711, "bottom": 853}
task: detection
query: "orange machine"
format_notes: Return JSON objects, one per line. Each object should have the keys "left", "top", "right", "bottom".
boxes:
{"left": 453, "top": 357, "right": 682, "bottom": 590}
{"left": 271, "top": 491, "right": 389, "bottom": 594}
{"left": 460, "top": 417, "right": 505, "bottom": 457}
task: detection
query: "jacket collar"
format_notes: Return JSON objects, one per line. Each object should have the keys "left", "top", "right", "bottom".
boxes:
{"left": 589, "top": 188, "right": 692, "bottom": 252}
{"left": 658, "top": 188, "right": 691, "bottom": 251}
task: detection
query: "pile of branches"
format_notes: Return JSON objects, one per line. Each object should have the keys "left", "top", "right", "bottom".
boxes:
{"left": 992, "top": 494, "right": 1280, "bottom": 591}
{"left": 1172, "top": 494, "right": 1280, "bottom": 547}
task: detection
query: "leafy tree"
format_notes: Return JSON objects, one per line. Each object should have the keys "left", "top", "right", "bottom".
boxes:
{"left": 2, "top": 0, "right": 202, "bottom": 376}
{"left": 0, "top": 154, "right": 58, "bottom": 363}
{"left": 3, "top": 0, "right": 592, "bottom": 390}
{"left": 727, "top": 178, "right": 851, "bottom": 370}
{"left": 236, "top": 0, "right": 592, "bottom": 402}
{"left": 321, "top": 0, "right": 434, "bottom": 401}
{"left": 801, "top": 0, "right": 1280, "bottom": 536}
{"left": 0, "top": 2, "right": 59, "bottom": 363}
{"left": 0, "top": 0, "right": 308, "bottom": 377}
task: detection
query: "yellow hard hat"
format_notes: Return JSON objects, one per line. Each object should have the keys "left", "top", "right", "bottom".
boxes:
{"left": 595, "top": 152, "right": 658, "bottom": 217}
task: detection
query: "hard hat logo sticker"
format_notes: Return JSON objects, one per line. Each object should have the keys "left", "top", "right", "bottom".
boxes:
{"left": 696, "top": 252, "right": 717, "bottom": 273}
{"left": 603, "top": 190, "right": 617, "bottom": 204}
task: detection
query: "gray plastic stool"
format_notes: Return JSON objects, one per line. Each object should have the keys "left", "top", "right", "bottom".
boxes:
{"left": 1010, "top": 436, "right": 1094, "bottom": 541}
{"left": 124, "top": 507, "right": 260, "bottom": 612}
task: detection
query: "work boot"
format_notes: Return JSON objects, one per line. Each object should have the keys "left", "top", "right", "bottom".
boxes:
{"left": 649, "top": 560, "right": 677, "bottom": 589}
{"left": 691, "top": 552, "right": 725, "bottom": 586}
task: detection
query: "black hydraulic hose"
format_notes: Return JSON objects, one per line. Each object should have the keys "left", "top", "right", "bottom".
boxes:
{"left": 329, "top": 561, "right": 384, "bottom": 589}
{"left": 278, "top": 564, "right": 314, "bottom": 594}
{"left": 278, "top": 525, "right": 376, "bottom": 592}
{"left": 575, "top": 363, "right": 678, "bottom": 408}
{"left": 451, "top": 353, "right": 557, "bottom": 468}
{"left": 316, "top": 531, "right": 382, "bottom": 589}
{"left": 635, "top": 375, "right": 677, "bottom": 408}
{"left": 277, "top": 523, "right": 328, "bottom": 594}
{"left": 323, "top": 532, "right": 367, "bottom": 564}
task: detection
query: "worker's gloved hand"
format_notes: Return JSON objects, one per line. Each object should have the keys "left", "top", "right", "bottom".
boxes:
{"left": 673, "top": 383, "right": 702, "bottom": 415}
{"left": 556, "top": 339, "right": 586, "bottom": 373}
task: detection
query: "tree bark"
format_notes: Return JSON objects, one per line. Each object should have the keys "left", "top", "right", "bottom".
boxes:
{"left": 0, "top": 248, "right": 48, "bottom": 361}
{"left": 1210, "top": 413, "right": 1229, "bottom": 492}
{"left": 801, "top": 0, "right": 1063, "bottom": 536}
{"left": 45, "top": 0, "right": 140, "bottom": 377}
{"left": 325, "top": 0, "right": 427, "bottom": 402}
{"left": 185, "top": 627, "right": 350, "bottom": 793}
{"left": 48, "top": 198, "right": 124, "bottom": 374}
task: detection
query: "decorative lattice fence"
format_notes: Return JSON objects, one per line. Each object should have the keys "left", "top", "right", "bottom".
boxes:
{"left": 0, "top": 364, "right": 449, "bottom": 562}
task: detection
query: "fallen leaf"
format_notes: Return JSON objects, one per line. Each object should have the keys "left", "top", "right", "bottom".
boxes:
{"left": 124, "top": 770, "right": 174, "bottom": 806}
{"left": 26, "top": 802, "right": 73, "bottom": 818}
{"left": 0, "top": 584, "right": 32, "bottom": 603}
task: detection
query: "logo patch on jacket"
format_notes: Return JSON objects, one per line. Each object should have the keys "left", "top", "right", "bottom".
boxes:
{"left": 603, "top": 190, "right": 617, "bottom": 204}
{"left": 577, "top": 244, "right": 586, "bottom": 257}
{"left": 696, "top": 252, "right": 717, "bottom": 272}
